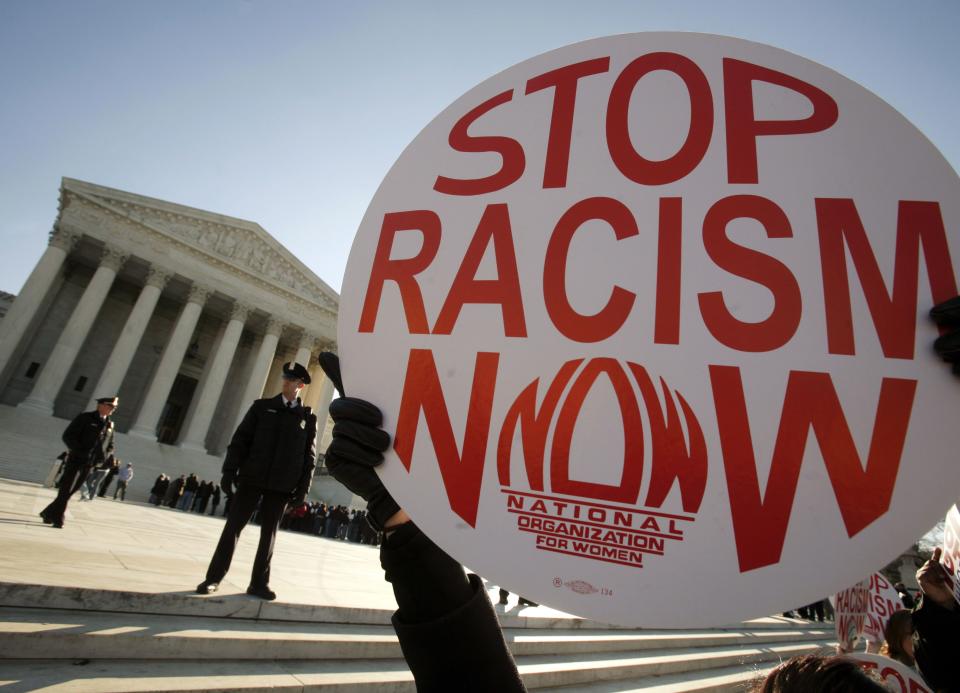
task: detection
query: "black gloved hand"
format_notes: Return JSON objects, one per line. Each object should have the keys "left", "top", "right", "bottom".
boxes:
{"left": 318, "top": 352, "right": 400, "bottom": 530}
{"left": 931, "top": 296, "right": 960, "bottom": 374}
{"left": 220, "top": 470, "right": 237, "bottom": 498}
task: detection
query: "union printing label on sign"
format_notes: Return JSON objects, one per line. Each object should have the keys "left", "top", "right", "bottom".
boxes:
{"left": 338, "top": 33, "right": 960, "bottom": 626}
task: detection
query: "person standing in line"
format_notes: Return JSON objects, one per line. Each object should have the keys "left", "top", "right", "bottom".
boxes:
{"left": 149, "top": 474, "right": 166, "bottom": 505}
{"left": 196, "top": 480, "right": 212, "bottom": 514}
{"left": 179, "top": 473, "right": 199, "bottom": 510}
{"left": 195, "top": 362, "right": 317, "bottom": 601}
{"left": 82, "top": 454, "right": 112, "bottom": 501}
{"left": 166, "top": 474, "right": 185, "bottom": 507}
{"left": 40, "top": 396, "right": 118, "bottom": 528}
{"left": 98, "top": 456, "right": 120, "bottom": 497}
{"left": 209, "top": 484, "right": 221, "bottom": 516}
{"left": 113, "top": 462, "right": 133, "bottom": 501}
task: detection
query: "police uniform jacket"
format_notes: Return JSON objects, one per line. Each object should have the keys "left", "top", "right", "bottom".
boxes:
{"left": 61, "top": 411, "right": 115, "bottom": 466}
{"left": 224, "top": 394, "right": 318, "bottom": 495}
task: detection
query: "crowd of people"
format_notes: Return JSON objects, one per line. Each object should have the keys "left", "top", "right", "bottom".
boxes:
{"left": 280, "top": 503, "right": 382, "bottom": 544}
{"left": 147, "top": 472, "right": 222, "bottom": 515}
{"left": 144, "top": 470, "right": 381, "bottom": 545}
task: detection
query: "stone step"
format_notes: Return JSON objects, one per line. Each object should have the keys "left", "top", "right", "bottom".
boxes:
{"left": 516, "top": 641, "right": 833, "bottom": 689}
{"left": 0, "top": 641, "right": 833, "bottom": 692}
{"left": 0, "top": 607, "right": 834, "bottom": 661}
{"left": 0, "top": 580, "right": 828, "bottom": 632}
{"left": 537, "top": 662, "right": 768, "bottom": 692}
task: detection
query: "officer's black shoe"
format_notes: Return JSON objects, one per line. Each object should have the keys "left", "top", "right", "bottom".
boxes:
{"left": 246, "top": 584, "right": 277, "bottom": 601}
{"left": 196, "top": 580, "right": 219, "bottom": 595}
{"left": 39, "top": 511, "right": 53, "bottom": 525}
{"left": 52, "top": 520, "right": 63, "bottom": 528}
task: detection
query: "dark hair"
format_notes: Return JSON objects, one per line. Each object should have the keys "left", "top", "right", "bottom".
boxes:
{"left": 880, "top": 610, "right": 915, "bottom": 666}
{"left": 753, "top": 654, "right": 886, "bottom": 692}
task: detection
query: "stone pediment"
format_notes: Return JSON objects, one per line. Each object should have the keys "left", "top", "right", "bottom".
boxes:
{"left": 57, "top": 178, "right": 338, "bottom": 316}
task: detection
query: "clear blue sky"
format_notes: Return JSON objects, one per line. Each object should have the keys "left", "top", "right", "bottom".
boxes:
{"left": 1, "top": 0, "right": 957, "bottom": 295}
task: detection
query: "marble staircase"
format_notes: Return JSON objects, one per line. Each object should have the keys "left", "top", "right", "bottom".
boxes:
{"left": 0, "top": 585, "right": 835, "bottom": 692}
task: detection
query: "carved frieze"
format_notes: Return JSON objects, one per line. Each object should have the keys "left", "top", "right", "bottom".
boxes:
{"left": 59, "top": 190, "right": 339, "bottom": 318}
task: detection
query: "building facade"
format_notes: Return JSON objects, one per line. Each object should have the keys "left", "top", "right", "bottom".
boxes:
{"left": 0, "top": 178, "right": 350, "bottom": 501}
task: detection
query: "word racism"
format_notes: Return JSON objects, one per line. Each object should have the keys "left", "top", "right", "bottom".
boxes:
{"left": 358, "top": 48, "right": 958, "bottom": 574}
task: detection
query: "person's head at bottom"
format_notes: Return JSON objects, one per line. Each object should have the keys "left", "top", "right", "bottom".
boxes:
{"left": 753, "top": 654, "right": 885, "bottom": 692}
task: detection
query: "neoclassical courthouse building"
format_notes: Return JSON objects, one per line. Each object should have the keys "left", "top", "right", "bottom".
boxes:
{"left": 0, "top": 178, "right": 354, "bottom": 503}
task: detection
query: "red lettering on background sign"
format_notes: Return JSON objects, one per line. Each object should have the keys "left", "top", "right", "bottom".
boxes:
{"left": 709, "top": 366, "right": 917, "bottom": 572}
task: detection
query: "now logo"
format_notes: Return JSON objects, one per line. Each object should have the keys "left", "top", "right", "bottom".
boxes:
{"left": 391, "top": 349, "right": 916, "bottom": 574}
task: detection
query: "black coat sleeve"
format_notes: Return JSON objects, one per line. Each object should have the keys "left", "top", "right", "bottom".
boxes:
{"left": 912, "top": 595, "right": 960, "bottom": 692}
{"left": 224, "top": 403, "right": 258, "bottom": 474}
{"left": 391, "top": 574, "right": 526, "bottom": 693}
{"left": 296, "top": 409, "right": 318, "bottom": 494}
{"left": 61, "top": 413, "right": 89, "bottom": 453}
{"left": 381, "top": 523, "right": 525, "bottom": 693}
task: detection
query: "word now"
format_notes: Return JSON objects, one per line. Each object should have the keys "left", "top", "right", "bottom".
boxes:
{"left": 392, "top": 350, "right": 916, "bottom": 573}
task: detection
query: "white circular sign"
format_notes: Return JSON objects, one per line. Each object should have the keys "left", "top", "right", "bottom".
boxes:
{"left": 338, "top": 32, "right": 960, "bottom": 626}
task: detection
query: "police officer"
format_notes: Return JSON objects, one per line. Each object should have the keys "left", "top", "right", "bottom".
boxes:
{"left": 39, "top": 396, "right": 118, "bottom": 528}
{"left": 196, "top": 362, "right": 317, "bottom": 600}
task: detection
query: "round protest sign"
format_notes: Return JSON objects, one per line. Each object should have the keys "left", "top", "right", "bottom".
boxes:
{"left": 847, "top": 654, "right": 932, "bottom": 693}
{"left": 338, "top": 32, "right": 960, "bottom": 626}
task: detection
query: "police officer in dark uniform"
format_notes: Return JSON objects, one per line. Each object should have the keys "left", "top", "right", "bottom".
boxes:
{"left": 39, "top": 396, "right": 118, "bottom": 528}
{"left": 196, "top": 362, "right": 317, "bottom": 600}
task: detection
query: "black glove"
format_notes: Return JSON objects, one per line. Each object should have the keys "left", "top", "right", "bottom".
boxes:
{"left": 318, "top": 352, "right": 400, "bottom": 530}
{"left": 931, "top": 295, "right": 960, "bottom": 374}
{"left": 220, "top": 470, "right": 237, "bottom": 498}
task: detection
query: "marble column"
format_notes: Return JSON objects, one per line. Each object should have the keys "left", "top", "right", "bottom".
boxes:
{"left": 87, "top": 266, "right": 170, "bottom": 410}
{"left": 0, "top": 228, "right": 78, "bottom": 383}
{"left": 293, "top": 330, "right": 317, "bottom": 372}
{"left": 179, "top": 302, "right": 250, "bottom": 452}
{"left": 19, "top": 246, "right": 128, "bottom": 415}
{"left": 128, "top": 284, "right": 210, "bottom": 440}
{"left": 233, "top": 318, "right": 283, "bottom": 430}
